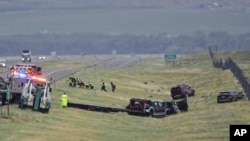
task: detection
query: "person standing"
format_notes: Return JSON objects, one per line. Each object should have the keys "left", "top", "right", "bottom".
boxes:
{"left": 60, "top": 92, "right": 69, "bottom": 108}
{"left": 88, "top": 81, "right": 94, "bottom": 89}
{"left": 101, "top": 80, "right": 107, "bottom": 92}
{"left": 111, "top": 82, "right": 116, "bottom": 93}
{"left": 67, "top": 77, "right": 72, "bottom": 87}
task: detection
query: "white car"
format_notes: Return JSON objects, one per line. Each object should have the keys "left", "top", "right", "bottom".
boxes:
{"left": 0, "top": 59, "right": 6, "bottom": 67}
{"left": 38, "top": 56, "right": 46, "bottom": 60}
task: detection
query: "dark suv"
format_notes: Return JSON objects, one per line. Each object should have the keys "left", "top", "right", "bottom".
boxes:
{"left": 217, "top": 90, "right": 245, "bottom": 103}
{"left": 171, "top": 84, "right": 195, "bottom": 100}
{"left": 126, "top": 98, "right": 169, "bottom": 117}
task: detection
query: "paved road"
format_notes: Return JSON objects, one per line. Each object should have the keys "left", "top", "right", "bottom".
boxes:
{"left": 0, "top": 55, "right": 142, "bottom": 83}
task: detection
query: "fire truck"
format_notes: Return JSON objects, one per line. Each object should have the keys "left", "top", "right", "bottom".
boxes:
{"left": 0, "top": 63, "right": 43, "bottom": 105}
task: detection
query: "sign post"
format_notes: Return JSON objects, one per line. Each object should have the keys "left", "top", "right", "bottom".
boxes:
{"left": 6, "top": 84, "right": 12, "bottom": 116}
{"left": 164, "top": 54, "right": 176, "bottom": 66}
{"left": 0, "top": 95, "right": 2, "bottom": 117}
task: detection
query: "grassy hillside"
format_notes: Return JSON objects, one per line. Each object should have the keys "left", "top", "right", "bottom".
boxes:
{"left": 0, "top": 51, "right": 250, "bottom": 141}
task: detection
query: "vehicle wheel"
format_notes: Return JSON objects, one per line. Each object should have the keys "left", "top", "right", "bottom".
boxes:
{"left": 192, "top": 90, "right": 195, "bottom": 96}
{"left": 234, "top": 97, "right": 237, "bottom": 102}
{"left": 42, "top": 109, "right": 49, "bottom": 114}
{"left": 229, "top": 98, "right": 233, "bottom": 102}
{"left": 1, "top": 96, "right": 6, "bottom": 105}
{"left": 175, "top": 108, "right": 181, "bottom": 114}
{"left": 149, "top": 110, "right": 154, "bottom": 117}
{"left": 0, "top": 77, "right": 4, "bottom": 82}
{"left": 164, "top": 112, "right": 167, "bottom": 117}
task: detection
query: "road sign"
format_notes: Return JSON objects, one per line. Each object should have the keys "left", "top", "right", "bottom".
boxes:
{"left": 112, "top": 50, "right": 117, "bottom": 55}
{"left": 165, "top": 54, "right": 176, "bottom": 60}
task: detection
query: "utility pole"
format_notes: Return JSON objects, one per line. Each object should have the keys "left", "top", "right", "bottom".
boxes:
{"left": 0, "top": 95, "right": 2, "bottom": 118}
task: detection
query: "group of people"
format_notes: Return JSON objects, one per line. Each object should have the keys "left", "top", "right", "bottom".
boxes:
{"left": 67, "top": 76, "right": 116, "bottom": 92}
{"left": 67, "top": 77, "right": 94, "bottom": 90}
{"left": 61, "top": 79, "right": 116, "bottom": 108}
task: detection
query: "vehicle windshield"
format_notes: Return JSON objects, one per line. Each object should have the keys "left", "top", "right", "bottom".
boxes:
{"left": 220, "top": 92, "right": 229, "bottom": 95}
{"left": 171, "top": 87, "right": 181, "bottom": 94}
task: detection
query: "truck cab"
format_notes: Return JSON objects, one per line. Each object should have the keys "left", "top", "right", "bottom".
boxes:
{"left": 22, "top": 50, "right": 31, "bottom": 62}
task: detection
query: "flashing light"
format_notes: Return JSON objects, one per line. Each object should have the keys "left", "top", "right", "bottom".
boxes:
{"left": 19, "top": 73, "right": 27, "bottom": 78}
{"left": 11, "top": 71, "right": 27, "bottom": 78}
{"left": 31, "top": 76, "right": 47, "bottom": 82}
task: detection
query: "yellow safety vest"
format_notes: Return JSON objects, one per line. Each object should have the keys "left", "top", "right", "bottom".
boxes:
{"left": 60, "top": 94, "right": 68, "bottom": 107}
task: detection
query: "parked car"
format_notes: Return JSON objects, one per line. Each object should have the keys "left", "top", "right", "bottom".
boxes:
{"left": 126, "top": 98, "right": 169, "bottom": 117}
{"left": 217, "top": 90, "right": 245, "bottom": 103}
{"left": 171, "top": 84, "right": 195, "bottom": 100}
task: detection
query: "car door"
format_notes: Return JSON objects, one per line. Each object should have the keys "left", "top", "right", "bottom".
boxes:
{"left": 156, "top": 101, "right": 166, "bottom": 115}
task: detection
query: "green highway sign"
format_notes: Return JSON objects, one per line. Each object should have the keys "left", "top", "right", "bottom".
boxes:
{"left": 164, "top": 54, "right": 176, "bottom": 60}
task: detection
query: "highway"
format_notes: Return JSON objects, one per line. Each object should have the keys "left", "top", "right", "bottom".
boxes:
{"left": 0, "top": 55, "right": 142, "bottom": 83}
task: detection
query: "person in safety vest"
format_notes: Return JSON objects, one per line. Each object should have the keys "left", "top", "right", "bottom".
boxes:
{"left": 88, "top": 81, "right": 94, "bottom": 89}
{"left": 60, "top": 92, "right": 69, "bottom": 108}
{"left": 67, "top": 77, "right": 73, "bottom": 87}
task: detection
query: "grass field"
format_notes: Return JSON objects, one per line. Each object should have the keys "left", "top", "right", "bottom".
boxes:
{"left": 1, "top": 8, "right": 250, "bottom": 35}
{"left": 0, "top": 51, "right": 250, "bottom": 141}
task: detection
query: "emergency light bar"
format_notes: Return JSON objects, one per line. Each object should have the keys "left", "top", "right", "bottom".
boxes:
{"left": 19, "top": 73, "right": 27, "bottom": 78}
{"left": 31, "top": 76, "right": 47, "bottom": 82}
{"left": 11, "top": 71, "right": 27, "bottom": 78}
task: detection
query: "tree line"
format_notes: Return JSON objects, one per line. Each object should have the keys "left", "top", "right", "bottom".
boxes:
{"left": 0, "top": 31, "right": 249, "bottom": 56}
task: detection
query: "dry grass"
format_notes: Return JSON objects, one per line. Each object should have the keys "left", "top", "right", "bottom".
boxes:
{"left": 1, "top": 51, "right": 250, "bottom": 141}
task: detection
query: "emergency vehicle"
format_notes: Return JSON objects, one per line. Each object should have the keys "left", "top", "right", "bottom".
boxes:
{"left": 0, "top": 63, "right": 43, "bottom": 104}
{"left": 8, "top": 63, "right": 42, "bottom": 77}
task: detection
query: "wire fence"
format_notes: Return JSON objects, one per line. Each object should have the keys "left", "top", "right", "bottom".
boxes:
{"left": 208, "top": 46, "right": 250, "bottom": 100}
